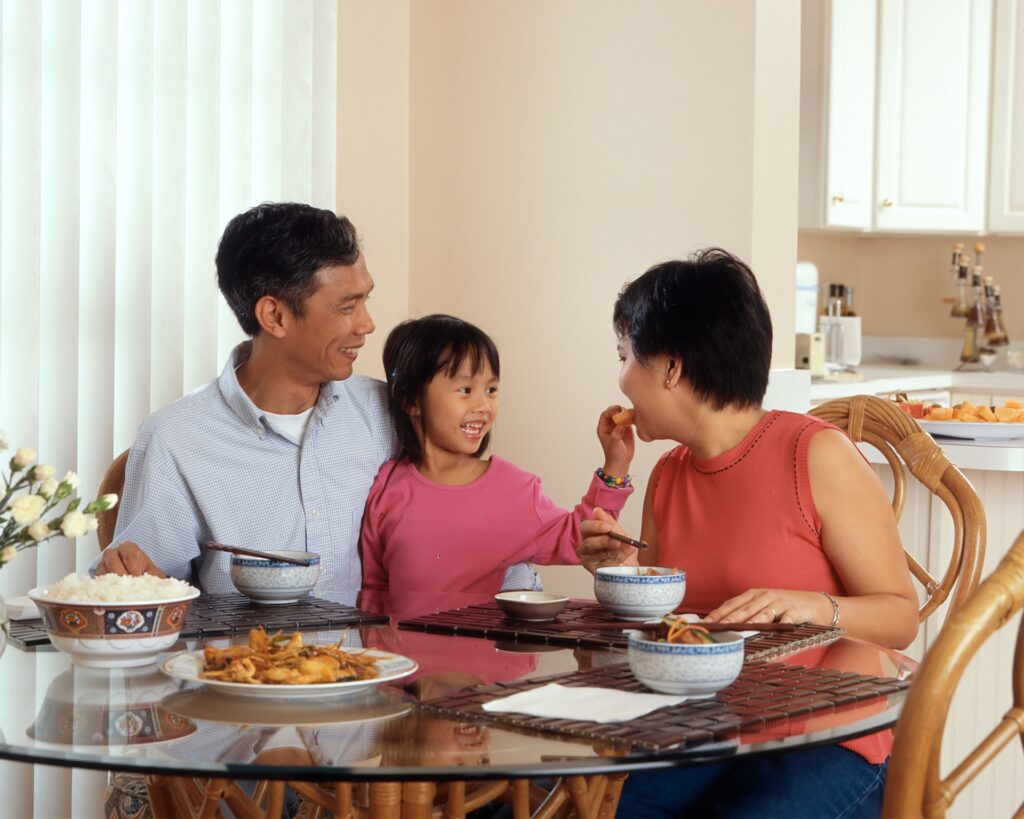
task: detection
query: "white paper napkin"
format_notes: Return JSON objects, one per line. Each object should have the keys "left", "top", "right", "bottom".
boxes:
{"left": 482, "top": 683, "right": 687, "bottom": 723}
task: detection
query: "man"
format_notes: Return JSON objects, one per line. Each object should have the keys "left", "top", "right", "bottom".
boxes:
{"left": 96, "top": 202, "right": 535, "bottom": 596}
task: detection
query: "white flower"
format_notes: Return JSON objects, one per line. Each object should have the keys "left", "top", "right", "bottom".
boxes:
{"left": 1, "top": 545, "right": 18, "bottom": 563}
{"left": 27, "top": 521, "right": 50, "bottom": 542}
{"left": 33, "top": 464, "right": 56, "bottom": 481}
{"left": 8, "top": 494, "right": 45, "bottom": 524}
{"left": 61, "top": 471, "right": 79, "bottom": 490}
{"left": 60, "top": 510, "right": 90, "bottom": 539}
{"left": 0, "top": 430, "right": 7, "bottom": 452}
{"left": 101, "top": 493, "right": 119, "bottom": 509}
{"left": 39, "top": 477, "right": 59, "bottom": 498}
{"left": 85, "top": 514, "right": 99, "bottom": 533}
{"left": 13, "top": 448, "right": 37, "bottom": 468}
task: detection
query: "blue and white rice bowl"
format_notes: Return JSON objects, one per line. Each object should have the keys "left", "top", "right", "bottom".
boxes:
{"left": 627, "top": 630, "right": 744, "bottom": 696}
{"left": 593, "top": 566, "right": 685, "bottom": 620}
{"left": 229, "top": 552, "right": 321, "bottom": 604}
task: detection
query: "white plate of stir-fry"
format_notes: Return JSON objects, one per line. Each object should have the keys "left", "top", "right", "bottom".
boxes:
{"left": 161, "top": 628, "right": 417, "bottom": 699}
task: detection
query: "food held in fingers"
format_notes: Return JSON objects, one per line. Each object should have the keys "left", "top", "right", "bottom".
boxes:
{"left": 611, "top": 408, "right": 635, "bottom": 426}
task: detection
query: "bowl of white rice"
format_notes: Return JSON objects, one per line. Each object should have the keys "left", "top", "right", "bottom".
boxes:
{"left": 28, "top": 573, "right": 200, "bottom": 668}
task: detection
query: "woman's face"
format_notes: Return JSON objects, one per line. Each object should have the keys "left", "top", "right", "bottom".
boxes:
{"left": 617, "top": 338, "right": 672, "bottom": 443}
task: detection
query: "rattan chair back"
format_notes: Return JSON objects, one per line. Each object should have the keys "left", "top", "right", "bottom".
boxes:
{"left": 883, "top": 529, "right": 1024, "bottom": 817}
{"left": 96, "top": 448, "right": 129, "bottom": 550}
{"left": 810, "top": 395, "right": 985, "bottom": 620}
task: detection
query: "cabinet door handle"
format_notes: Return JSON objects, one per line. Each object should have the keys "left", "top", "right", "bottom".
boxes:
{"left": 831, "top": 193, "right": 845, "bottom": 204}
{"left": 881, "top": 198, "right": 893, "bottom": 208}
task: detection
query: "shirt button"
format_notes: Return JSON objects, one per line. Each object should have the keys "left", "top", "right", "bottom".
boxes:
{"left": 310, "top": 509, "right": 319, "bottom": 516}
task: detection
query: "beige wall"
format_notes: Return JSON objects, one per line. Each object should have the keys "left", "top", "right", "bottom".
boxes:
{"left": 798, "top": 232, "right": 1024, "bottom": 340}
{"left": 406, "top": 1, "right": 801, "bottom": 596}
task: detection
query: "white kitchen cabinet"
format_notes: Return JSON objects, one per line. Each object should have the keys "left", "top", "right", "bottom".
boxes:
{"left": 799, "top": 0, "right": 877, "bottom": 229}
{"left": 800, "top": 0, "right": 1000, "bottom": 234}
{"left": 988, "top": 0, "right": 1024, "bottom": 232}
{"left": 875, "top": 0, "right": 992, "bottom": 232}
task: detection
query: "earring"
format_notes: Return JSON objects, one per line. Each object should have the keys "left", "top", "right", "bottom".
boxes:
{"left": 665, "top": 379, "right": 672, "bottom": 388}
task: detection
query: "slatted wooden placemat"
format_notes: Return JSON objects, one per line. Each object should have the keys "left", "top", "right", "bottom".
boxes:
{"left": 418, "top": 660, "right": 909, "bottom": 750}
{"left": 398, "top": 600, "right": 843, "bottom": 661}
{"left": 8, "top": 594, "right": 390, "bottom": 649}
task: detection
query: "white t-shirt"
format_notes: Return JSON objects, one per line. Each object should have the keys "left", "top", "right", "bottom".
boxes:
{"left": 263, "top": 406, "right": 315, "bottom": 445}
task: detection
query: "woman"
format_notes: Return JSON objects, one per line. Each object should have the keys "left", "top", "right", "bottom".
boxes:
{"left": 578, "top": 248, "right": 917, "bottom": 818}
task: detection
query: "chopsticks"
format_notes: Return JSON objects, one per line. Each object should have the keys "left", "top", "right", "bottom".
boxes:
{"left": 605, "top": 531, "right": 650, "bottom": 550}
{"left": 204, "top": 541, "right": 315, "bottom": 567}
{"left": 549, "top": 620, "right": 798, "bottom": 633}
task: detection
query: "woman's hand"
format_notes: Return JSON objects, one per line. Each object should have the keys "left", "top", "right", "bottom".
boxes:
{"left": 597, "top": 405, "right": 635, "bottom": 479}
{"left": 577, "top": 508, "right": 640, "bottom": 574}
{"left": 705, "top": 588, "right": 833, "bottom": 626}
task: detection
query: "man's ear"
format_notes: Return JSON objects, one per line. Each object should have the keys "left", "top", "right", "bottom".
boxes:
{"left": 253, "top": 295, "right": 289, "bottom": 339}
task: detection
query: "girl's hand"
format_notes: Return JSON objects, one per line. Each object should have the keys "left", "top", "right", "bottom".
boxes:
{"left": 704, "top": 588, "right": 834, "bottom": 626}
{"left": 597, "top": 405, "right": 635, "bottom": 479}
{"left": 577, "top": 508, "right": 640, "bottom": 574}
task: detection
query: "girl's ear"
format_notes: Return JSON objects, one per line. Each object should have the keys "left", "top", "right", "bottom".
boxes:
{"left": 408, "top": 399, "right": 421, "bottom": 417}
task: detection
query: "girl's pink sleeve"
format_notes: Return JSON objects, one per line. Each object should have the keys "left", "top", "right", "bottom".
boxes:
{"left": 528, "top": 473, "right": 634, "bottom": 566}
{"left": 359, "top": 466, "right": 392, "bottom": 591}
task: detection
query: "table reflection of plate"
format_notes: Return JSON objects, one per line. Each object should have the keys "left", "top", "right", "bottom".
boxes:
{"left": 161, "top": 686, "right": 412, "bottom": 727}
{"left": 918, "top": 420, "right": 1024, "bottom": 440}
{"left": 160, "top": 649, "right": 418, "bottom": 700}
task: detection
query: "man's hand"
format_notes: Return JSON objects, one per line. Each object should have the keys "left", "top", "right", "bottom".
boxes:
{"left": 96, "top": 542, "right": 167, "bottom": 577}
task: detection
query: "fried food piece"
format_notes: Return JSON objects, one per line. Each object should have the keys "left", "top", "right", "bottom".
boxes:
{"left": 612, "top": 408, "right": 635, "bottom": 427}
{"left": 199, "top": 627, "right": 379, "bottom": 685}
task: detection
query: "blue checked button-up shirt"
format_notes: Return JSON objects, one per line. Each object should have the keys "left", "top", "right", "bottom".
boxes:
{"left": 95, "top": 343, "right": 398, "bottom": 599}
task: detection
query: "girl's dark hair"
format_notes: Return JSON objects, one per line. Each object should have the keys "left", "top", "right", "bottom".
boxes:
{"left": 613, "top": 248, "right": 773, "bottom": 410}
{"left": 383, "top": 314, "right": 501, "bottom": 463}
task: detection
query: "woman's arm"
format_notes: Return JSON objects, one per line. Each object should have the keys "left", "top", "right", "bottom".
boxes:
{"left": 706, "top": 429, "right": 918, "bottom": 649}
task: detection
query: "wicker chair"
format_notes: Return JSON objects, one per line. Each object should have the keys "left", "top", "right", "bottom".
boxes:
{"left": 97, "top": 448, "right": 129, "bottom": 550}
{"left": 810, "top": 395, "right": 986, "bottom": 620}
{"left": 883, "top": 528, "right": 1024, "bottom": 817}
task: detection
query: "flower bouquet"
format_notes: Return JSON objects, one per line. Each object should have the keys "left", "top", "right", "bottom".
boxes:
{"left": 1, "top": 431, "right": 118, "bottom": 569}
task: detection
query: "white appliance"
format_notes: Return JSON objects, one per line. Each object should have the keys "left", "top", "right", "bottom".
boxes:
{"left": 795, "top": 262, "right": 819, "bottom": 335}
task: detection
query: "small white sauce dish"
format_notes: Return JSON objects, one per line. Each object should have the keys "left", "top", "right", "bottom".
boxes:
{"left": 494, "top": 591, "right": 570, "bottom": 622}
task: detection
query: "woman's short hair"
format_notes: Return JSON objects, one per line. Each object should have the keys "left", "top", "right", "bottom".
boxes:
{"left": 383, "top": 314, "right": 501, "bottom": 463}
{"left": 215, "top": 202, "right": 360, "bottom": 336}
{"left": 613, "top": 248, "right": 773, "bottom": 409}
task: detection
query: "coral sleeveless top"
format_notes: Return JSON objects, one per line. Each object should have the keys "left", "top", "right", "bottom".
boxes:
{"left": 652, "top": 409, "right": 891, "bottom": 764}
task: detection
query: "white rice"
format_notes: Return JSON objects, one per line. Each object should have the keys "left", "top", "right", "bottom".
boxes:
{"left": 35, "top": 572, "right": 197, "bottom": 603}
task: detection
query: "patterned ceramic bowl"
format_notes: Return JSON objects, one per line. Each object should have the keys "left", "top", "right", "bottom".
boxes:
{"left": 28, "top": 587, "right": 200, "bottom": 669}
{"left": 229, "top": 551, "right": 321, "bottom": 604}
{"left": 594, "top": 566, "right": 685, "bottom": 621}
{"left": 627, "top": 630, "right": 744, "bottom": 696}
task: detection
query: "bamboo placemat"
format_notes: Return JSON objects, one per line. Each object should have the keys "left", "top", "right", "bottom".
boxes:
{"left": 398, "top": 600, "right": 843, "bottom": 662}
{"left": 418, "top": 660, "right": 909, "bottom": 750}
{"left": 8, "top": 594, "right": 390, "bottom": 649}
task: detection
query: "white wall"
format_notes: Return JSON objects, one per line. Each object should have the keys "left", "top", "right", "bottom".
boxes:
{"left": 404, "top": 0, "right": 802, "bottom": 596}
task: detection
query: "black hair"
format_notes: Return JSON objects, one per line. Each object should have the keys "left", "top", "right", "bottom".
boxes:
{"left": 613, "top": 248, "right": 773, "bottom": 409}
{"left": 215, "top": 202, "right": 361, "bottom": 336}
{"left": 383, "top": 314, "right": 501, "bottom": 463}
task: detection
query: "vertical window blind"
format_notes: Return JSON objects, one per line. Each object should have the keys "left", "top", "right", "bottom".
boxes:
{"left": 0, "top": 2, "right": 337, "bottom": 812}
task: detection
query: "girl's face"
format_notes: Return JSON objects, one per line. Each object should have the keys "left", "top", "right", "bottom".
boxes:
{"left": 414, "top": 359, "right": 499, "bottom": 459}
{"left": 617, "top": 337, "right": 672, "bottom": 443}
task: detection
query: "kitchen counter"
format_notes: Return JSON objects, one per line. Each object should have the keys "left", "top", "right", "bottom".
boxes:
{"left": 810, "top": 364, "right": 1024, "bottom": 401}
{"left": 859, "top": 436, "right": 1024, "bottom": 473}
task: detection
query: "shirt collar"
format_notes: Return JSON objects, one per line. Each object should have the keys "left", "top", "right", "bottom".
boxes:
{"left": 219, "top": 341, "right": 344, "bottom": 434}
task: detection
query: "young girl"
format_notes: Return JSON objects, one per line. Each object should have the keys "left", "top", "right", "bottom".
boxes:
{"left": 360, "top": 314, "right": 635, "bottom": 593}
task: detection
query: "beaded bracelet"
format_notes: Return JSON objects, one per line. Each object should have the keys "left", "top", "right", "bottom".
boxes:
{"left": 596, "top": 467, "right": 632, "bottom": 488}
{"left": 820, "top": 591, "right": 840, "bottom": 627}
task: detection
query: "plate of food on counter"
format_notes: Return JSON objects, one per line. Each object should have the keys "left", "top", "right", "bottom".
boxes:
{"left": 912, "top": 399, "right": 1024, "bottom": 440}
{"left": 161, "top": 627, "right": 417, "bottom": 699}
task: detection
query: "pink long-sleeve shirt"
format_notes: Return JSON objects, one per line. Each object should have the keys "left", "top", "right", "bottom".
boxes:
{"left": 359, "top": 456, "right": 633, "bottom": 593}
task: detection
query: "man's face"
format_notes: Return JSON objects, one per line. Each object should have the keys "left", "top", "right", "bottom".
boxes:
{"left": 283, "top": 255, "right": 375, "bottom": 382}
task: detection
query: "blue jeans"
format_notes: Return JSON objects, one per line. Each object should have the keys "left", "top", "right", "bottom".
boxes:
{"left": 616, "top": 745, "right": 888, "bottom": 819}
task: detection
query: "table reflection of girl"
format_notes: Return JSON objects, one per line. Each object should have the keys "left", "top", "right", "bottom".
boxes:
{"left": 578, "top": 249, "right": 918, "bottom": 818}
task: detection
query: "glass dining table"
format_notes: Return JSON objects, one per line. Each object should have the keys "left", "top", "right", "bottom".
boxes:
{"left": 0, "top": 589, "right": 915, "bottom": 818}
